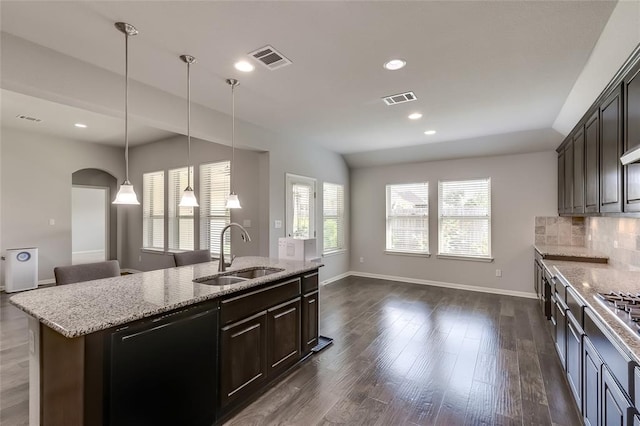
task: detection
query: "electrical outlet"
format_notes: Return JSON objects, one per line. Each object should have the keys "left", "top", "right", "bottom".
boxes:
{"left": 614, "top": 240, "right": 619, "bottom": 248}
{"left": 48, "top": 218, "right": 55, "bottom": 226}
{"left": 138, "top": 255, "right": 142, "bottom": 262}
{"left": 360, "top": 257, "right": 364, "bottom": 263}
{"left": 243, "top": 219, "right": 251, "bottom": 228}
{"left": 495, "top": 269, "right": 502, "bottom": 277}
{"left": 588, "top": 234, "right": 592, "bottom": 241}
{"left": 274, "top": 220, "right": 282, "bottom": 229}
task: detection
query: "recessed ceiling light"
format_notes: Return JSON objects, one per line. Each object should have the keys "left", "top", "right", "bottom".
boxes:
{"left": 234, "top": 61, "right": 255, "bottom": 72}
{"left": 424, "top": 130, "right": 437, "bottom": 135}
{"left": 74, "top": 123, "right": 87, "bottom": 128}
{"left": 383, "top": 59, "right": 406, "bottom": 71}
{"left": 408, "top": 113, "right": 422, "bottom": 120}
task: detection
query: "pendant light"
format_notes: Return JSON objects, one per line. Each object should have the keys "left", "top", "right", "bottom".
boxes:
{"left": 225, "top": 78, "right": 242, "bottom": 209}
{"left": 178, "top": 55, "right": 199, "bottom": 207}
{"left": 113, "top": 22, "right": 140, "bottom": 205}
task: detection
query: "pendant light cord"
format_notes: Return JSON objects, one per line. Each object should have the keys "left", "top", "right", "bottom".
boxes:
{"left": 187, "top": 60, "right": 192, "bottom": 188}
{"left": 231, "top": 83, "right": 235, "bottom": 192}
{"left": 124, "top": 30, "right": 130, "bottom": 183}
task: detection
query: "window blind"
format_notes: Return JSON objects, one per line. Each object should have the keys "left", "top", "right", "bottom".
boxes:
{"left": 292, "top": 183, "right": 312, "bottom": 239}
{"left": 385, "top": 182, "right": 429, "bottom": 254}
{"left": 438, "top": 178, "right": 491, "bottom": 258}
{"left": 142, "top": 170, "right": 165, "bottom": 249}
{"left": 168, "top": 167, "right": 195, "bottom": 251}
{"left": 323, "top": 182, "right": 344, "bottom": 253}
{"left": 199, "top": 161, "right": 230, "bottom": 257}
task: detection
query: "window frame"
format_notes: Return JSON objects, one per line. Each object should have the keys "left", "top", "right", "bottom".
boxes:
{"left": 322, "top": 182, "right": 345, "bottom": 255}
{"left": 168, "top": 166, "right": 195, "bottom": 251}
{"left": 199, "top": 160, "right": 231, "bottom": 258}
{"left": 285, "top": 173, "right": 317, "bottom": 241}
{"left": 385, "top": 182, "right": 430, "bottom": 256}
{"left": 142, "top": 170, "right": 165, "bottom": 251}
{"left": 437, "top": 177, "right": 492, "bottom": 261}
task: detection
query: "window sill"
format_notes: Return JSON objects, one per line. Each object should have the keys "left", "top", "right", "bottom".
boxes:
{"left": 322, "top": 249, "right": 347, "bottom": 258}
{"left": 384, "top": 251, "right": 430, "bottom": 258}
{"left": 436, "top": 254, "right": 494, "bottom": 263}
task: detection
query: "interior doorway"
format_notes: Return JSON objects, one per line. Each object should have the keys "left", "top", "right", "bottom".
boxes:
{"left": 72, "top": 186, "right": 109, "bottom": 264}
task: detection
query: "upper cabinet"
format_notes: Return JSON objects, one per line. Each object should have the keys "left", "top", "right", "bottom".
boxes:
{"left": 573, "top": 126, "right": 585, "bottom": 214}
{"left": 557, "top": 46, "right": 640, "bottom": 217}
{"left": 624, "top": 61, "right": 640, "bottom": 212}
{"left": 600, "top": 85, "right": 623, "bottom": 213}
{"left": 584, "top": 110, "right": 600, "bottom": 213}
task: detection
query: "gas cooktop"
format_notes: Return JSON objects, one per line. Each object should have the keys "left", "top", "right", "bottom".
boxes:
{"left": 595, "top": 292, "right": 640, "bottom": 337}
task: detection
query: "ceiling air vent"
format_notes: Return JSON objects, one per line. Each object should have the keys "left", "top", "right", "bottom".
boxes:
{"left": 249, "top": 45, "right": 292, "bottom": 71}
{"left": 382, "top": 91, "right": 417, "bottom": 106}
{"left": 15, "top": 114, "right": 42, "bottom": 123}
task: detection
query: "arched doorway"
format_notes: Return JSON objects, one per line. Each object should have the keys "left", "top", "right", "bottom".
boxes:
{"left": 71, "top": 169, "right": 118, "bottom": 264}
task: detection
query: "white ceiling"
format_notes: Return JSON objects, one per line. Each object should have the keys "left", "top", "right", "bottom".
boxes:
{"left": 0, "top": 1, "right": 617, "bottom": 161}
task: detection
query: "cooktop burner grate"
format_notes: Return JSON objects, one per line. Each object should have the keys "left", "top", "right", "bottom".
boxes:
{"left": 595, "top": 291, "right": 640, "bottom": 336}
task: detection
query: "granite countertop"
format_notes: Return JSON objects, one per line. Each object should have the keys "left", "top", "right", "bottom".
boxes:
{"left": 534, "top": 244, "right": 609, "bottom": 261}
{"left": 541, "top": 259, "right": 640, "bottom": 364}
{"left": 9, "top": 257, "right": 322, "bottom": 338}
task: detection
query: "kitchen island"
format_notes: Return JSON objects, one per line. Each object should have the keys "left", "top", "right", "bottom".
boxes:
{"left": 10, "top": 257, "right": 322, "bottom": 426}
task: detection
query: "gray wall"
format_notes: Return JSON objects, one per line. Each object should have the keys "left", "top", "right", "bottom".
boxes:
{"left": 126, "top": 135, "right": 265, "bottom": 271}
{"left": 0, "top": 127, "right": 124, "bottom": 283}
{"left": 350, "top": 151, "right": 557, "bottom": 295}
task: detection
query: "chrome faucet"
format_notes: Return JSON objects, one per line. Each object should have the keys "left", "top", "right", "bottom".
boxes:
{"left": 218, "top": 223, "right": 252, "bottom": 272}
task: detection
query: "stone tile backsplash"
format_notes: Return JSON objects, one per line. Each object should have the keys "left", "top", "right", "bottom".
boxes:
{"left": 587, "top": 217, "right": 640, "bottom": 270}
{"left": 535, "top": 216, "right": 586, "bottom": 247}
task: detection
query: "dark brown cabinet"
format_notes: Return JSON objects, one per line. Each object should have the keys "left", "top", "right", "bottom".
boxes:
{"left": 566, "top": 313, "right": 583, "bottom": 412}
{"left": 583, "top": 336, "right": 601, "bottom": 426}
{"left": 565, "top": 140, "right": 575, "bottom": 214}
{"left": 301, "top": 272, "right": 320, "bottom": 356}
{"left": 554, "top": 296, "right": 567, "bottom": 367}
{"left": 573, "top": 126, "right": 586, "bottom": 214}
{"left": 267, "top": 297, "right": 301, "bottom": 377}
{"left": 585, "top": 110, "right": 600, "bottom": 213}
{"left": 602, "top": 367, "right": 633, "bottom": 426}
{"left": 559, "top": 150, "right": 566, "bottom": 214}
{"left": 600, "top": 86, "right": 624, "bottom": 213}
{"left": 220, "top": 312, "right": 268, "bottom": 408}
{"left": 624, "top": 61, "right": 640, "bottom": 211}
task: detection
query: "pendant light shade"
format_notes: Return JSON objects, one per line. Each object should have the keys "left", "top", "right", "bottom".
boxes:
{"left": 179, "top": 54, "right": 199, "bottom": 208}
{"left": 113, "top": 22, "right": 140, "bottom": 205}
{"left": 225, "top": 78, "right": 242, "bottom": 209}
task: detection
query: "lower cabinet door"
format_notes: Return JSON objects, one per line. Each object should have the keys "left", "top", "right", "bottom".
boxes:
{"left": 302, "top": 291, "right": 319, "bottom": 356}
{"left": 267, "top": 297, "right": 301, "bottom": 377}
{"left": 220, "top": 311, "right": 268, "bottom": 409}
{"left": 602, "top": 367, "right": 633, "bottom": 426}
{"left": 566, "top": 314, "right": 583, "bottom": 412}
{"left": 583, "top": 336, "right": 602, "bottom": 426}
{"left": 555, "top": 300, "right": 568, "bottom": 368}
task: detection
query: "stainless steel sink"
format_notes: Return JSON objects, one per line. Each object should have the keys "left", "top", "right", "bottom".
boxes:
{"left": 194, "top": 267, "right": 283, "bottom": 286}
{"left": 231, "top": 267, "right": 284, "bottom": 279}
{"left": 195, "top": 276, "right": 247, "bottom": 286}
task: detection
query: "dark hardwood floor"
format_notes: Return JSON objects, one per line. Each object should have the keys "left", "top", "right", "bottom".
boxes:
{"left": 0, "top": 276, "right": 581, "bottom": 425}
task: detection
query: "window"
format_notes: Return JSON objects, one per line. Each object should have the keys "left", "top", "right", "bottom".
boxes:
{"left": 285, "top": 174, "right": 316, "bottom": 239}
{"left": 438, "top": 178, "right": 491, "bottom": 259}
{"left": 323, "top": 182, "right": 345, "bottom": 254}
{"left": 199, "top": 161, "right": 230, "bottom": 257}
{"left": 168, "top": 167, "right": 195, "bottom": 251}
{"left": 142, "top": 170, "right": 165, "bottom": 250}
{"left": 385, "top": 182, "right": 429, "bottom": 254}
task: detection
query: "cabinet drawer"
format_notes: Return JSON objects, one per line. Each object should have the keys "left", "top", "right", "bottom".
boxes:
{"left": 302, "top": 271, "right": 319, "bottom": 294}
{"left": 220, "top": 278, "right": 301, "bottom": 325}
{"left": 585, "top": 307, "right": 635, "bottom": 397}
{"left": 566, "top": 287, "right": 585, "bottom": 328}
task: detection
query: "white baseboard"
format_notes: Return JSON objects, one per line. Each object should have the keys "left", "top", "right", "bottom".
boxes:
{"left": 321, "top": 272, "right": 352, "bottom": 286}
{"left": 323, "top": 270, "right": 536, "bottom": 299}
